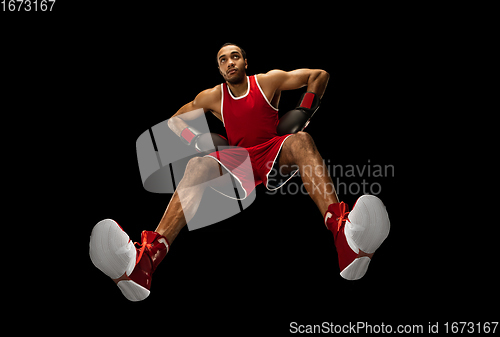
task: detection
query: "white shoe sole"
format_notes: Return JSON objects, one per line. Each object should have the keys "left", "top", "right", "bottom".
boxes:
{"left": 116, "top": 279, "right": 150, "bottom": 302}
{"left": 340, "top": 256, "right": 371, "bottom": 280}
{"left": 89, "top": 219, "right": 150, "bottom": 301}
{"left": 341, "top": 195, "right": 390, "bottom": 280}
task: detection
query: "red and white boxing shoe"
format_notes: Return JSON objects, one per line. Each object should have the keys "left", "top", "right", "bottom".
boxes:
{"left": 89, "top": 219, "right": 169, "bottom": 301}
{"left": 324, "top": 195, "right": 390, "bottom": 280}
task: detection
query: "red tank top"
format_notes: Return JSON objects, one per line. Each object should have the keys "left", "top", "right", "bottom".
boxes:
{"left": 221, "top": 75, "right": 279, "bottom": 148}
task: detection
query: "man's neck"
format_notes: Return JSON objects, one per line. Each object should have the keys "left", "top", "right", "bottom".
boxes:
{"left": 227, "top": 76, "right": 248, "bottom": 97}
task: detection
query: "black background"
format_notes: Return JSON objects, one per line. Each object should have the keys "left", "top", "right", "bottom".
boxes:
{"left": 2, "top": 2, "right": 495, "bottom": 335}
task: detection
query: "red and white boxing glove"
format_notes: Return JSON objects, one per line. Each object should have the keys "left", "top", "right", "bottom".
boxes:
{"left": 180, "top": 125, "right": 228, "bottom": 153}
{"left": 276, "top": 91, "right": 321, "bottom": 135}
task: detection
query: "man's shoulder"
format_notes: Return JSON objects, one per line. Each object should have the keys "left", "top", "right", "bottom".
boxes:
{"left": 256, "top": 69, "right": 286, "bottom": 80}
{"left": 255, "top": 70, "right": 288, "bottom": 96}
{"left": 193, "top": 84, "right": 222, "bottom": 113}
{"left": 256, "top": 69, "right": 288, "bottom": 87}
{"left": 196, "top": 84, "right": 221, "bottom": 101}
{"left": 202, "top": 83, "right": 222, "bottom": 96}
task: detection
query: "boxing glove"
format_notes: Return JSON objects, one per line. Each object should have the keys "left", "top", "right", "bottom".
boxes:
{"left": 180, "top": 126, "right": 228, "bottom": 153}
{"left": 277, "top": 92, "right": 320, "bottom": 136}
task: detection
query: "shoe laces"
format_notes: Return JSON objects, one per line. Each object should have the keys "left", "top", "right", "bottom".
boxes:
{"left": 337, "top": 211, "right": 351, "bottom": 232}
{"left": 326, "top": 201, "right": 350, "bottom": 233}
{"left": 134, "top": 237, "right": 152, "bottom": 266}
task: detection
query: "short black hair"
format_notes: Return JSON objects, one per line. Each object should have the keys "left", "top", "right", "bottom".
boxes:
{"left": 217, "top": 42, "right": 247, "bottom": 65}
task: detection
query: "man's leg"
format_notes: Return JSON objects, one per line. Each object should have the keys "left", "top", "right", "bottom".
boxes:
{"left": 89, "top": 156, "right": 224, "bottom": 301}
{"left": 278, "top": 132, "right": 390, "bottom": 280}
{"left": 278, "top": 131, "right": 338, "bottom": 216}
{"left": 155, "top": 156, "right": 223, "bottom": 244}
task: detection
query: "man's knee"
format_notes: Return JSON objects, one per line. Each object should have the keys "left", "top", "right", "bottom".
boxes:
{"left": 291, "top": 131, "right": 317, "bottom": 153}
{"left": 185, "top": 157, "right": 221, "bottom": 181}
{"left": 295, "top": 131, "right": 314, "bottom": 142}
{"left": 279, "top": 131, "right": 318, "bottom": 171}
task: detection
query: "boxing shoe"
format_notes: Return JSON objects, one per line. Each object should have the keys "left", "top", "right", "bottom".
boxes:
{"left": 89, "top": 219, "right": 169, "bottom": 301}
{"left": 324, "top": 195, "right": 390, "bottom": 280}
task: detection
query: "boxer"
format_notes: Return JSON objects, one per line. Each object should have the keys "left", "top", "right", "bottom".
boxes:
{"left": 90, "top": 43, "right": 390, "bottom": 301}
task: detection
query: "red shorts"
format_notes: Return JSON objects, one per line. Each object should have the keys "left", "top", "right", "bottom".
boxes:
{"left": 205, "top": 134, "right": 298, "bottom": 199}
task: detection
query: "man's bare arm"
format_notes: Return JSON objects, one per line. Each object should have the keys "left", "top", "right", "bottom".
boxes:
{"left": 168, "top": 86, "right": 221, "bottom": 136}
{"left": 264, "top": 69, "right": 329, "bottom": 136}
{"left": 267, "top": 69, "right": 330, "bottom": 98}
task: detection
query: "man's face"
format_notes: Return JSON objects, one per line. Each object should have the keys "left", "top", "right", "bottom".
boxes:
{"left": 217, "top": 45, "right": 247, "bottom": 84}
